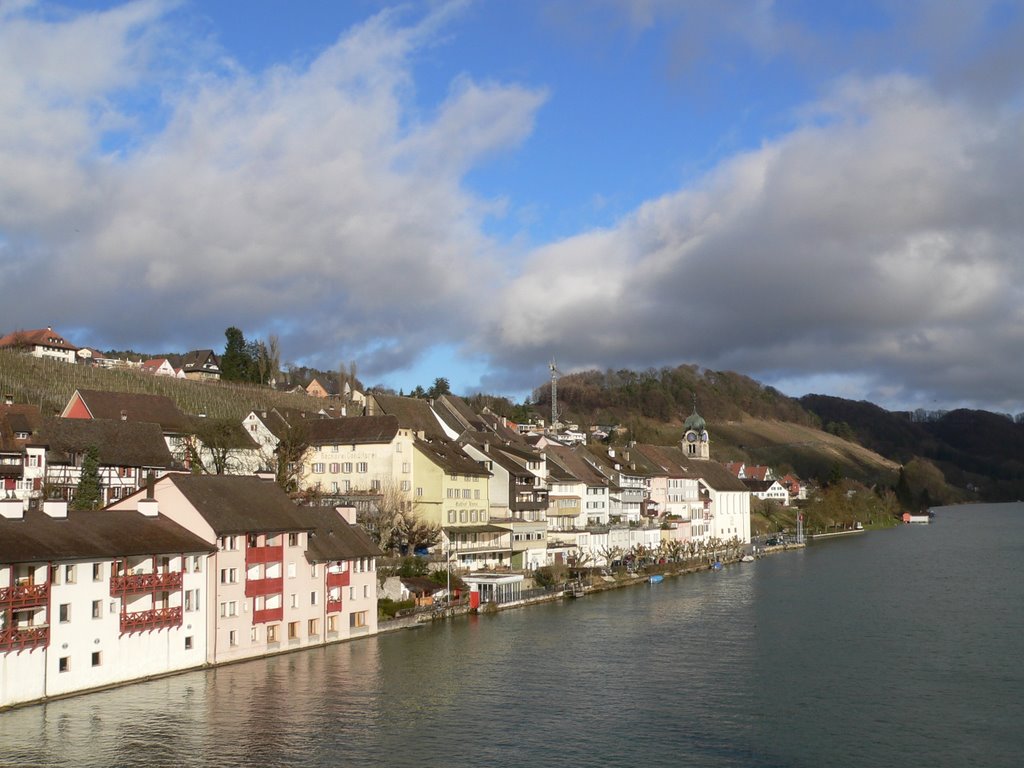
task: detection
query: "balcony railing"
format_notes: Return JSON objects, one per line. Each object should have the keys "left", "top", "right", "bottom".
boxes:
{"left": 0, "top": 624, "right": 49, "bottom": 653}
{"left": 244, "top": 576, "right": 284, "bottom": 598}
{"left": 326, "top": 570, "right": 350, "bottom": 588}
{"left": 110, "top": 571, "right": 183, "bottom": 596}
{"left": 252, "top": 607, "right": 283, "bottom": 624}
{"left": 326, "top": 598, "right": 343, "bottom": 614}
{"left": 120, "top": 606, "right": 182, "bottom": 635}
{"left": 245, "top": 544, "right": 283, "bottom": 566}
{"left": 0, "top": 581, "right": 49, "bottom": 609}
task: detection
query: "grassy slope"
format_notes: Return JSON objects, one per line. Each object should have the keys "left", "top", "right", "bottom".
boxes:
{"left": 0, "top": 349, "right": 328, "bottom": 419}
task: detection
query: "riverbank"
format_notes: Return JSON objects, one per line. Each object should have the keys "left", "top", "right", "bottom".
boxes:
{"left": 379, "top": 545, "right": 809, "bottom": 632}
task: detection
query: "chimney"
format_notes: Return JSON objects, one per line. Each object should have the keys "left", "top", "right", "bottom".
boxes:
{"left": 0, "top": 499, "right": 24, "bottom": 519}
{"left": 335, "top": 505, "right": 357, "bottom": 525}
{"left": 483, "top": 441, "right": 490, "bottom": 453}
{"left": 608, "top": 448, "right": 616, "bottom": 458}
{"left": 43, "top": 500, "right": 68, "bottom": 518}
{"left": 146, "top": 471, "right": 156, "bottom": 499}
{"left": 137, "top": 498, "right": 159, "bottom": 517}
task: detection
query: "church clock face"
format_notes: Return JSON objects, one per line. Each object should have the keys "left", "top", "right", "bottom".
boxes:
{"left": 685, "top": 431, "right": 697, "bottom": 443}
{"left": 700, "top": 430, "right": 709, "bottom": 442}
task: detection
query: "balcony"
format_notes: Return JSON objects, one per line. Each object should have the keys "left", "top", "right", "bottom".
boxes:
{"left": 244, "top": 576, "right": 284, "bottom": 598}
{"left": 0, "top": 581, "right": 49, "bottom": 610}
{"left": 326, "top": 570, "right": 350, "bottom": 589}
{"left": 109, "top": 571, "right": 183, "bottom": 596}
{"left": 0, "top": 624, "right": 49, "bottom": 653}
{"left": 326, "top": 598, "right": 343, "bottom": 614}
{"left": 252, "top": 607, "right": 283, "bottom": 624}
{"left": 245, "top": 543, "right": 283, "bottom": 566}
{"left": 120, "top": 606, "right": 182, "bottom": 635}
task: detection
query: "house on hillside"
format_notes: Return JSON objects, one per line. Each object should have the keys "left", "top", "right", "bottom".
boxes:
{"left": 743, "top": 478, "right": 791, "bottom": 506}
{"left": 180, "top": 350, "right": 221, "bottom": 381}
{"left": 140, "top": 358, "right": 177, "bottom": 377}
{"left": 0, "top": 403, "right": 42, "bottom": 501}
{"left": 0, "top": 327, "right": 79, "bottom": 364}
{"left": 61, "top": 389, "right": 192, "bottom": 457}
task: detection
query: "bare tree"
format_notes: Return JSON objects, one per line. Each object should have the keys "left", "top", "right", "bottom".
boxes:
{"left": 275, "top": 420, "right": 312, "bottom": 493}
{"left": 267, "top": 334, "right": 281, "bottom": 386}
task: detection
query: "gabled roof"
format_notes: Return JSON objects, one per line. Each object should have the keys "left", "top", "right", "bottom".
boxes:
{"left": 415, "top": 438, "right": 490, "bottom": 477}
{"left": 544, "top": 443, "right": 608, "bottom": 487}
{"left": 0, "top": 507, "right": 215, "bottom": 564}
{"left": 0, "top": 327, "right": 78, "bottom": 352}
{"left": 64, "top": 389, "right": 190, "bottom": 433}
{"left": 743, "top": 479, "right": 784, "bottom": 493}
{"left": 39, "top": 417, "right": 176, "bottom": 468}
{"left": 372, "top": 394, "right": 449, "bottom": 439}
{"left": 307, "top": 377, "right": 340, "bottom": 395}
{"left": 632, "top": 443, "right": 748, "bottom": 492}
{"left": 433, "top": 395, "right": 488, "bottom": 435}
{"left": 0, "top": 404, "right": 42, "bottom": 452}
{"left": 305, "top": 415, "right": 400, "bottom": 445}
{"left": 293, "top": 506, "right": 382, "bottom": 562}
{"left": 181, "top": 349, "right": 220, "bottom": 372}
{"left": 744, "top": 465, "right": 772, "bottom": 481}
{"left": 460, "top": 435, "right": 535, "bottom": 479}
{"left": 166, "top": 474, "right": 310, "bottom": 535}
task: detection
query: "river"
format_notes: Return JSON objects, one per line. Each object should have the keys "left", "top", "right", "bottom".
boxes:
{"left": 1, "top": 503, "right": 1021, "bottom": 767}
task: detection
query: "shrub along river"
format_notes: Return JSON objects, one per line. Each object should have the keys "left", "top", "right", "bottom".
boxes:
{"left": 1, "top": 503, "right": 1021, "bottom": 767}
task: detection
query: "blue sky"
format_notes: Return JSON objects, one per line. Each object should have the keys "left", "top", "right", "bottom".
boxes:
{"left": 2, "top": 0, "right": 1024, "bottom": 414}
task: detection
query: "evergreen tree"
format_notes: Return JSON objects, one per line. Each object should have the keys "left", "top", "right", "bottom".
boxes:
{"left": 221, "top": 327, "right": 252, "bottom": 382}
{"left": 895, "top": 466, "right": 914, "bottom": 510}
{"left": 72, "top": 446, "right": 103, "bottom": 510}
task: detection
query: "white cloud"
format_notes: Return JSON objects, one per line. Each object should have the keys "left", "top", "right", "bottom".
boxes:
{"left": 483, "top": 75, "right": 1024, "bottom": 411}
{"left": 0, "top": 2, "right": 545, "bottom": 380}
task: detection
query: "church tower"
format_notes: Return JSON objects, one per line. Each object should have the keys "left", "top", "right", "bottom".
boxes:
{"left": 682, "top": 403, "right": 710, "bottom": 460}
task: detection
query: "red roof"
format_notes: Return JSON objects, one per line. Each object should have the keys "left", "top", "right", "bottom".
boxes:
{"left": 0, "top": 327, "right": 78, "bottom": 352}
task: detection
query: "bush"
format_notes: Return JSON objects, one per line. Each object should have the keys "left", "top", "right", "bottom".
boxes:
{"left": 378, "top": 598, "right": 416, "bottom": 619}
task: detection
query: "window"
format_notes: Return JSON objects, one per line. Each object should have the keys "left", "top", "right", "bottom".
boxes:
{"left": 288, "top": 532, "right": 299, "bottom": 547}
{"left": 185, "top": 636, "right": 194, "bottom": 650}
{"left": 448, "top": 510, "right": 456, "bottom": 523}
{"left": 401, "top": 480, "right": 411, "bottom": 492}
{"left": 290, "top": 593, "right": 298, "bottom": 608}
{"left": 329, "top": 463, "right": 340, "bottom": 474}
{"left": 287, "top": 562, "right": 297, "bottom": 578}
{"left": 342, "top": 462, "right": 352, "bottom": 473}
{"left": 396, "top": 442, "right": 402, "bottom": 453}
{"left": 350, "top": 611, "right": 367, "bottom": 628}
{"left": 220, "top": 568, "right": 238, "bottom": 584}
{"left": 475, "top": 489, "right": 481, "bottom": 499}
{"left": 91, "top": 651, "right": 101, "bottom": 667}
{"left": 402, "top": 462, "right": 410, "bottom": 474}
{"left": 363, "top": 585, "right": 368, "bottom": 598}
{"left": 460, "top": 510, "right": 468, "bottom": 523}
{"left": 219, "top": 601, "right": 238, "bottom": 618}
{"left": 288, "top": 621, "right": 300, "bottom": 640}
{"left": 470, "top": 510, "right": 478, "bottom": 522}
{"left": 92, "top": 562, "right": 103, "bottom": 581}
{"left": 308, "top": 618, "right": 319, "bottom": 636}
{"left": 349, "top": 586, "right": 354, "bottom": 600}
{"left": 356, "top": 462, "right": 368, "bottom": 473}
{"left": 192, "top": 556, "right": 203, "bottom": 573}
{"left": 64, "top": 565, "right": 76, "bottom": 584}
{"left": 229, "top": 630, "right": 238, "bottom": 647}
{"left": 342, "top": 480, "right": 351, "bottom": 492}
{"left": 463, "top": 489, "right": 471, "bottom": 499}
{"left": 311, "top": 564, "right": 318, "bottom": 578}
{"left": 59, "top": 657, "right": 70, "bottom": 673}
{"left": 250, "top": 627, "right": 258, "bottom": 643}
{"left": 59, "top": 603, "right": 71, "bottom": 623}
{"left": 312, "top": 463, "right": 325, "bottom": 474}
{"left": 327, "top": 615, "right": 338, "bottom": 633}
{"left": 330, "top": 482, "right": 339, "bottom": 493}
{"left": 92, "top": 600, "right": 102, "bottom": 619}
{"left": 370, "top": 479, "right": 381, "bottom": 491}
{"left": 416, "top": 487, "right": 423, "bottom": 497}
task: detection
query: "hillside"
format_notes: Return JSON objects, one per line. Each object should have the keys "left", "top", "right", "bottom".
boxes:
{"left": 801, "top": 395, "right": 1024, "bottom": 501}
{"left": 0, "top": 349, "right": 329, "bottom": 419}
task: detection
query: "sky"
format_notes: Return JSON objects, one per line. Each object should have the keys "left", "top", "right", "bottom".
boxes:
{"left": 2, "top": 0, "right": 1024, "bottom": 414}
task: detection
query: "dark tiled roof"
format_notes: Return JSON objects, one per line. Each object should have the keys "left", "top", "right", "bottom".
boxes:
{"left": 295, "top": 506, "right": 382, "bottom": 562}
{"left": 0, "top": 404, "right": 41, "bottom": 452}
{"left": 181, "top": 349, "right": 220, "bottom": 372}
{"left": 184, "top": 416, "right": 259, "bottom": 450}
{"left": 632, "top": 444, "right": 748, "bottom": 492}
{"left": 39, "top": 417, "right": 175, "bottom": 468}
{"left": 69, "top": 389, "right": 190, "bottom": 432}
{"left": 545, "top": 443, "right": 608, "bottom": 487}
{"left": 433, "top": 395, "right": 488, "bottom": 434}
{"left": 305, "top": 415, "right": 400, "bottom": 445}
{"left": 372, "top": 394, "right": 448, "bottom": 439}
{"left": 415, "top": 438, "right": 490, "bottom": 477}
{"left": 166, "top": 474, "right": 310, "bottom": 535}
{"left": 0, "top": 508, "right": 215, "bottom": 564}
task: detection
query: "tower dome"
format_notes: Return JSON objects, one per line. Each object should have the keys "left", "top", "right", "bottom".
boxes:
{"left": 683, "top": 406, "right": 706, "bottom": 433}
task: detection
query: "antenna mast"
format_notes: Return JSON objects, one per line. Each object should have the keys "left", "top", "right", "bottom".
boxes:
{"left": 549, "top": 359, "right": 560, "bottom": 428}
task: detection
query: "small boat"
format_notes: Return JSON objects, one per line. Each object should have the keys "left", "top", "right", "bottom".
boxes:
{"left": 740, "top": 554, "right": 754, "bottom": 563}
{"left": 649, "top": 575, "right": 664, "bottom": 584}
{"left": 711, "top": 561, "right": 723, "bottom": 571}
